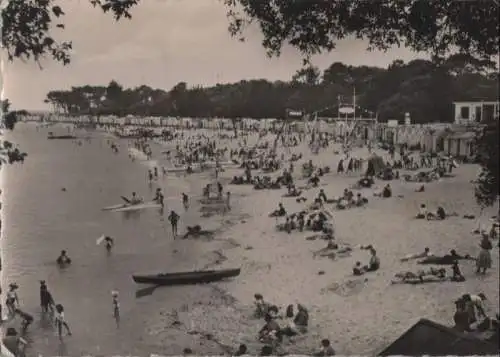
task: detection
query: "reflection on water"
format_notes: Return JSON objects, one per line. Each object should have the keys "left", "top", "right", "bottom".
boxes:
{"left": 0, "top": 124, "right": 213, "bottom": 356}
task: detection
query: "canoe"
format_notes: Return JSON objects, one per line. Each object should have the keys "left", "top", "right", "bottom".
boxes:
{"left": 47, "top": 135, "right": 76, "bottom": 139}
{"left": 102, "top": 202, "right": 162, "bottom": 212}
{"left": 112, "top": 202, "right": 162, "bottom": 212}
{"left": 132, "top": 268, "right": 241, "bottom": 285}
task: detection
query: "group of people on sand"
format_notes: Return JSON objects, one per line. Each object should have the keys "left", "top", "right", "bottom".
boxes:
{"left": 336, "top": 156, "right": 363, "bottom": 174}
{"left": 246, "top": 294, "right": 334, "bottom": 356}
{"left": 390, "top": 229, "right": 497, "bottom": 285}
{"left": 453, "top": 292, "right": 499, "bottom": 342}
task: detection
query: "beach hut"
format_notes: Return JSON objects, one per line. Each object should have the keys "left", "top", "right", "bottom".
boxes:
{"left": 378, "top": 318, "right": 499, "bottom": 356}
{"left": 365, "top": 154, "right": 386, "bottom": 176}
{"left": 443, "top": 131, "right": 477, "bottom": 160}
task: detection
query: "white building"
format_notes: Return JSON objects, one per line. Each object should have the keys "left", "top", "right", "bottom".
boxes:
{"left": 453, "top": 101, "right": 499, "bottom": 124}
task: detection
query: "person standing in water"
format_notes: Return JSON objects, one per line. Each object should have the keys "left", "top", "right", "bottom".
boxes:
{"left": 6, "top": 283, "right": 19, "bottom": 316}
{"left": 168, "top": 210, "right": 180, "bottom": 238}
{"left": 40, "top": 281, "right": 55, "bottom": 314}
{"left": 54, "top": 304, "right": 72, "bottom": 339}
{"left": 104, "top": 236, "right": 114, "bottom": 254}
{"left": 111, "top": 291, "right": 120, "bottom": 328}
{"left": 154, "top": 188, "right": 164, "bottom": 207}
{"left": 182, "top": 193, "right": 189, "bottom": 211}
{"left": 148, "top": 169, "right": 153, "bottom": 182}
{"left": 154, "top": 167, "right": 158, "bottom": 180}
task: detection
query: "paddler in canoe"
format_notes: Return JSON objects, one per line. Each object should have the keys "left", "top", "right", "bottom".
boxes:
{"left": 122, "top": 192, "right": 143, "bottom": 205}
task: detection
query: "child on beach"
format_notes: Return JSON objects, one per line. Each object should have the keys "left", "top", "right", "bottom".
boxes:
{"left": 112, "top": 291, "right": 120, "bottom": 328}
{"left": 54, "top": 304, "right": 72, "bottom": 339}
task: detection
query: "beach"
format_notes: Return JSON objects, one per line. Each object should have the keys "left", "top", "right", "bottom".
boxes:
{"left": 1, "top": 122, "right": 498, "bottom": 356}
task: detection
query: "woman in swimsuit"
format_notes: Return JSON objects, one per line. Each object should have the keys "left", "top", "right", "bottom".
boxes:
{"left": 5, "top": 283, "right": 19, "bottom": 316}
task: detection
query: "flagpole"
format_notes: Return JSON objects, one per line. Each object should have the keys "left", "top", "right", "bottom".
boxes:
{"left": 353, "top": 87, "right": 356, "bottom": 121}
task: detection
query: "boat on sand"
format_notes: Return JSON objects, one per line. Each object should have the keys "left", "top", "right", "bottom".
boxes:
{"left": 132, "top": 268, "right": 241, "bottom": 286}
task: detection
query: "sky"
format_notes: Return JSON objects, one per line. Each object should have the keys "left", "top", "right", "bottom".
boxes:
{"left": 2, "top": 0, "right": 428, "bottom": 111}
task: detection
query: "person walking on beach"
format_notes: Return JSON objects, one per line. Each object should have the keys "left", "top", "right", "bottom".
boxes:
{"left": 182, "top": 193, "right": 189, "bottom": 211}
{"left": 168, "top": 210, "right": 180, "bottom": 238}
{"left": 111, "top": 291, "right": 120, "bottom": 328}
{"left": 54, "top": 303, "right": 72, "bottom": 340}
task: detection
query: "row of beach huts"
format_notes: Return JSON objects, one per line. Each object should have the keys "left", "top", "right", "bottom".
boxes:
{"left": 19, "top": 113, "right": 482, "bottom": 160}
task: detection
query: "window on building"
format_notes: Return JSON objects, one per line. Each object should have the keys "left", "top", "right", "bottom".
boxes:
{"left": 460, "top": 106, "right": 470, "bottom": 119}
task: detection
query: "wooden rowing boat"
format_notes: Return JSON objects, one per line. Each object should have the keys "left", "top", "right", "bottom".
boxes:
{"left": 132, "top": 268, "right": 241, "bottom": 285}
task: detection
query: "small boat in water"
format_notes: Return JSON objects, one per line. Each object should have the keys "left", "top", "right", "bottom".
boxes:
{"left": 132, "top": 268, "right": 241, "bottom": 286}
{"left": 102, "top": 201, "right": 162, "bottom": 212}
{"left": 47, "top": 132, "right": 77, "bottom": 139}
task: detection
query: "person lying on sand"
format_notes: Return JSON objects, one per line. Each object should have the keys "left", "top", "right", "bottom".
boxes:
{"left": 400, "top": 247, "right": 432, "bottom": 261}
{"left": 313, "top": 338, "right": 336, "bottom": 356}
{"left": 418, "top": 250, "right": 474, "bottom": 265}
{"left": 269, "top": 203, "right": 287, "bottom": 217}
{"left": 393, "top": 267, "right": 446, "bottom": 281}
{"left": 415, "top": 184, "right": 425, "bottom": 192}
{"left": 182, "top": 225, "right": 214, "bottom": 239}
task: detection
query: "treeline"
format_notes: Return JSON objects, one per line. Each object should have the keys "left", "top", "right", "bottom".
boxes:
{"left": 44, "top": 56, "right": 498, "bottom": 124}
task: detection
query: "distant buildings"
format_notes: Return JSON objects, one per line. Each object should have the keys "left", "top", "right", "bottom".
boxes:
{"left": 453, "top": 101, "right": 499, "bottom": 124}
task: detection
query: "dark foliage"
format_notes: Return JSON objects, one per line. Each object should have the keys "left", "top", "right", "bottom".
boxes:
{"left": 44, "top": 59, "right": 497, "bottom": 124}
{"left": 225, "top": 1, "right": 499, "bottom": 67}
{"left": 474, "top": 120, "right": 500, "bottom": 209}
{"left": 1, "top": 0, "right": 138, "bottom": 65}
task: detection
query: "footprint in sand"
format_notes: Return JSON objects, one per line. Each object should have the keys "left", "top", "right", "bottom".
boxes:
{"left": 321, "top": 278, "right": 368, "bottom": 297}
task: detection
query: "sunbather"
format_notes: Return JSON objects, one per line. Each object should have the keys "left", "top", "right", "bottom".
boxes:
{"left": 418, "top": 250, "right": 474, "bottom": 265}
{"left": 400, "top": 247, "right": 432, "bottom": 262}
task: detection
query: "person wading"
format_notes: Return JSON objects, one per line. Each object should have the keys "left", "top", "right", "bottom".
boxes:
{"left": 168, "top": 210, "right": 180, "bottom": 238}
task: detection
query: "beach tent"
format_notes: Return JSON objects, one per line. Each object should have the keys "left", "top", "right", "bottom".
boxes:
{"left": 378, "top": 318, "right": 499, "bottom": 356}
{"left": 365, "top": 154, "right": 386, "bottom": 176}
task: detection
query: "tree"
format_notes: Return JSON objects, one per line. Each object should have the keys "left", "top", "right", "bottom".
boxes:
{"left": 1, "top": 99, "right": 27, "bottom": 166}
{"left": 2, "top": 0, "right": 138, "bottom": 65}
{"left": 225, "top": 1, "right": 499, "bottom": 66}
{"left": 474, "top": 121, "right": 500, "bottom": 212}
{"left": 292, "top": 66, "right": 321, "bottom": 85}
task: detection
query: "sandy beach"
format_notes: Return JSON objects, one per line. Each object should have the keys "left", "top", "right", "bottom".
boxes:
{"left": 123, "top": 132, "right": 498, "bottom": 355}
{"left": 1, "top": 124, "right": 498, "bottom": 356}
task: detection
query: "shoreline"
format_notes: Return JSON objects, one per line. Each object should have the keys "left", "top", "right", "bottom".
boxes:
{"left": 1, "top": 124, "right": 498, "bottom": 356}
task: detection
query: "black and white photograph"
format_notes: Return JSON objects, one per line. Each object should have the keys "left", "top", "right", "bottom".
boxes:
{"left": 0, "top": 0, "right": 499, "bottom": 356}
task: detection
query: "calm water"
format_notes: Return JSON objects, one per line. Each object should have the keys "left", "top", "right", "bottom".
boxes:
{"left": 1, "top": 123, "right": 223, "bottom": 356}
